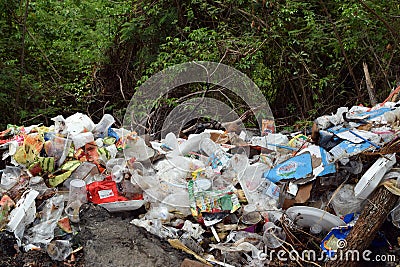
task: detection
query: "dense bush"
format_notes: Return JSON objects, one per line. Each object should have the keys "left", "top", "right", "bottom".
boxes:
{"left": 1, "top": 0, "right": 399, "bottom": 130}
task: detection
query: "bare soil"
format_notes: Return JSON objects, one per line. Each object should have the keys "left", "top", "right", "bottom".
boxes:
{"left": 0, "top": 204, "right": 187, "bottom": 267}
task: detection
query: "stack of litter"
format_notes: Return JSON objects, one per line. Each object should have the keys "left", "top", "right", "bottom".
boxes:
{"left": 1, "top": 101, "right": 400, "bottom": 265}
{"left": 0, "top": 113, "right": 142, "bottom": 260}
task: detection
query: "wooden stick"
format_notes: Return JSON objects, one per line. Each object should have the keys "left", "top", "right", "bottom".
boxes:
{"left": 363, "top": 62, "right": 377, "bottom": 106}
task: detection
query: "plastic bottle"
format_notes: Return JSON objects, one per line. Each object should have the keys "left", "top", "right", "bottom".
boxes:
{"left": 64, "top": 162, "right": 98, "bottom": 188}
{"left": 238, "top": 163, "right": 280, "bottom": 210}
{"left": 169, "top": 132, "right": 210, "bottom": 157}
{"left": 199, "top": 138, "right": 230, "bottom": 170}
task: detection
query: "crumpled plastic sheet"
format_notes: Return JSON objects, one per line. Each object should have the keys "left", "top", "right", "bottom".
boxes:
{"left": 24, "top": 194, "right": 64, "bottom": 248}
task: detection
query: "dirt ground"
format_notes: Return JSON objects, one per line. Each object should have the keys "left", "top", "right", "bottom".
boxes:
{"left": 1, "top": 203, "right": 400, "bottom": 267}
{"left": 0, "top": 204, "right": 187, "bottom": 267}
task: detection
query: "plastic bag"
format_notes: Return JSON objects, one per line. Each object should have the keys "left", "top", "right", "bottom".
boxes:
{"left": 0, "top": 166, "right": 22, "bottom": 190}
{"left": 24, "top": 194, "right": 64, "bottom": 246}
{"left": 86, "top": 180, "right": 127, "bottom": 204}
{"left": 72, "top": 132, "right": 94, "bottom": 149}
{"left": 93, "top": 114, "right": 115, "bottom": 138}
{"left": 65, "top": 113, "right": 95, "bottom": 135}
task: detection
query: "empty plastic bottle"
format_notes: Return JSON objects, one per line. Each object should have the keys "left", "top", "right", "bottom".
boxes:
{"left": 199, "top": 138, "right": 230, "bottom": 170}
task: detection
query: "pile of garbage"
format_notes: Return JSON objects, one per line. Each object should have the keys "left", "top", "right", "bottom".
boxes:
{"left": 1, "top": 101, "right": 400, "bottom": 265}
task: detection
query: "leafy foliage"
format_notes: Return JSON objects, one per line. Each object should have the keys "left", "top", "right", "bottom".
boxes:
{"left": 0, "top": 0, "right": 130, "bottom": 127}
{"left": 0, "top": 0, "right": 399, "bottom": 130}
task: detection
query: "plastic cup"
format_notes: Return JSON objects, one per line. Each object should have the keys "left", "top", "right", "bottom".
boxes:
{"left": 243, "top": 204, "right": 257, "bottom": 214}
{"left": 331, "top": 184, "right": 363, "bottom": 217}
{"left": 310, "top": 223, "right": 323, "bottom": 234}
{"left": 47, "top": 240, "right": 72, "bottom": 261}
{"left": 68, "top": 179, "right": 87, "bottom": 204}
{"left": 241, "top": 204, "right": 261, "bottom": 225}
{"left": 391, "top": 203, "right": 400, "bottom": 228}
{"left": 111, "top": 165, "right": 124, "bottom": 183}
{"left": 106, "top": 158, "right": 125, "bottom": 172}
{"left": 262, "top": 222, "right": 286, "bottom": 248}
{"left": 65, "top": 200, "right": 81, "bottom": 223}
{"left": 49, "top": 136, "right": 72, "bottom": 167}
{"left": 242, "top": 211, "right": 262, "bottom": 225}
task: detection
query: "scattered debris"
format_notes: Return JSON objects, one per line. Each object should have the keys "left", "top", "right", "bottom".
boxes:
{"left": 1, "top": 99, "right": 400, "bottom": 266}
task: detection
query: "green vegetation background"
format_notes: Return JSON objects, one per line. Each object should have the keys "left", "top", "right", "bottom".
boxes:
{"left": 1, "top": 0, "right": 399, "bottom": 131}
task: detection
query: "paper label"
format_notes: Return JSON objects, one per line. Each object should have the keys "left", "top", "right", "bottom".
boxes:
{"left": 98, "top": 189, "right": 114, "bottom": 199}
{"left": 258, "top": 181, "right": 280, "bottom": 199}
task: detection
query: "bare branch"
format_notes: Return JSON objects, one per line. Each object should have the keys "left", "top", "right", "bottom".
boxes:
{"left": 117, "top": 74, "right": 126, "bottom": 101}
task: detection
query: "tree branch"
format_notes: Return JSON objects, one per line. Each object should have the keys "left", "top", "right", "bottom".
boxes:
{"left": 320, "top": 0, "right": 363, "bottom": 102}
{"left": 15, "top": 0, "right": 30, "bottom": 124}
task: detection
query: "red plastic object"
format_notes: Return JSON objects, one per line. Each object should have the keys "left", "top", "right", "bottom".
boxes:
{"left": 86, "top": 180, "right": 127, "bottom": 204}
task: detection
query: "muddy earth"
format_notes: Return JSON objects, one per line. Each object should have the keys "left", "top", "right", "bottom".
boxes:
{"left": 0, "top": 204, "right": 187, "bottom": 267}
